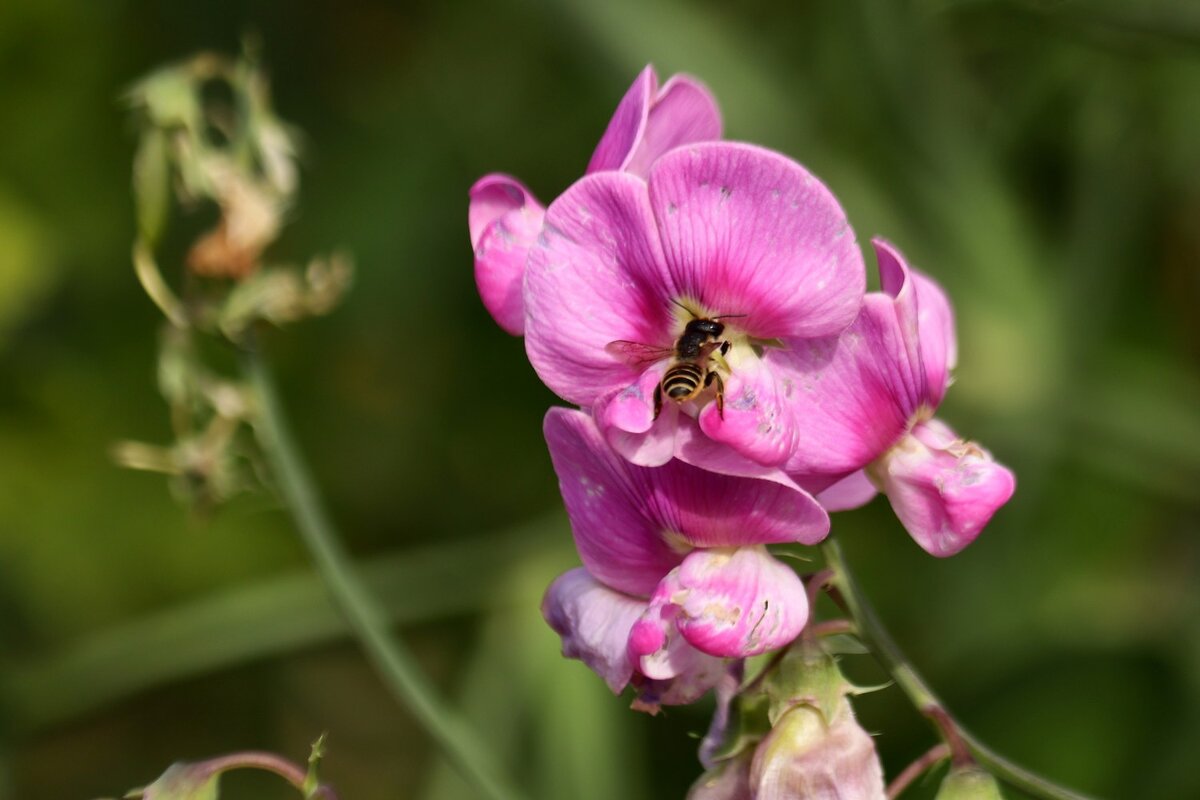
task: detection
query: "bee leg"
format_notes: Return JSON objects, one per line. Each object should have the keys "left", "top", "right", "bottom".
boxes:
{"left": 719, "top": 340, "right": 730, "bottom": 356}
{"left": 705, "top": 371, "right": 726, "bottom": 419}
{"left": 653, "top": 384, "right": 663, "bottom": 421}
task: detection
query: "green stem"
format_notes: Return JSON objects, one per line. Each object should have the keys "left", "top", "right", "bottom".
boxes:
{"left": 242, "top": 343, "right": 523, "bottom": 800}
{"left": 820, "top": 537, "right": 1096, "bottom": 800}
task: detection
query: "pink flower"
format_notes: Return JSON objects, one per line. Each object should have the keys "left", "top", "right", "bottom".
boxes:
{"left": 525, "top": 142, "right": 865, "bottom": 470}
{"left": 540, "top": 408, "right": 821, "bottom": 709}
{"left": 469, "top": 66, "right": 721, "bottom": 335}
{"left": 782, "top": 239, "right": 1016, "bottom": 556}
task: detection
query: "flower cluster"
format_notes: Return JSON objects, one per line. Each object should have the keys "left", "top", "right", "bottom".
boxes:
{"left": 470, "top": 65, "right": 1016, "bottom": 792}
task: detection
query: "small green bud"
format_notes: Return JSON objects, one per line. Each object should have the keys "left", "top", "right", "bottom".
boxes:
{"left": 130, "top": 763, "right": 219, "bottom": 800}
{"left": 765, "top": 639, "right": 854, "bottom": 726}
{"left": 935, "top": 766, "right": 1005, "bottom": 800}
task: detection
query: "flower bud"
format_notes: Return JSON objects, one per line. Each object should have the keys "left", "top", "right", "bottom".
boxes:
{"left": 750, "top": 696, "right": 885, "bottom": 800}
{"left": 688, "top": 751, "right": 753, "bottom": 800}
{"left": 935, "top": 766, "right": 1005, "bottom": 800}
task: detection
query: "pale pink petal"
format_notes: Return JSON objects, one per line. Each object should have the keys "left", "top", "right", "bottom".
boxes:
{"left": 648, "top": 142, "right": 865, "bottom": 340}
{"left": 814, "top": 470, "right": 878, "bottom": 512}
{"left": 636, "top": 548, "right": 808, "bottom": 660}
{"left": 469, "top": 175, "right": 544, "bottom": 335}
{"left": 874, "top": 238, "right": 957, "bottom": 406}
{"left": 778, "top": 297, "right": 918, "bottom": 476}
{"left": 699, "top": 349, "right": 800, "bottom": 468}
{"left": 541, "top": 568, "right": 643, "bottom": 694}
{"left": 624, "top": 74, "right": 722, "bottom": 178}
{"left": 875, "top": 419, "right": 1016, "bottom": 557}
{"left": 751, "top": 698, "right": 886, "bottom": 800}
{"left": 524, "top": 171, "right": 674, "bottom": 406}
{"left": 600, "top": 394, "right": 679, "bottom": 468}
{"left": 587, "top": 66, "right": 655, "bottom": 174}
{"left": 597, "top": 363, "right": 666, "bottom": 436}
{"left": 545, "top": 408, "right": 685, "bottom": 596}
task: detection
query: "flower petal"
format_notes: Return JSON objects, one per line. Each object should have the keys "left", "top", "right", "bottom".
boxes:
{"left": 699, "top": 347, "right": 800, "bottom": 468}
{"left": 599, "top": 389, "right": 680, "bottom": 468}
{"left": 638, "top": 547, "right": 809, "bottom": 660}
{"left": 546, "top": 408, "right": 831, "bottom": 595}
{"left": 469, "top": 175, "right": 544, "bottom": 335}
{"left": 813, "top": 470, "right": 878, "bottom": 512}
{"left": 648, "top": 142, "right": 865, "bottom": 340}
{"left": 624, "top": 73, "right": 722, "bottom": 178}
{"left": 778, "top": 295, "right": 920, "bottom": 476}
{"left": 587, "top": 66, "right": 656, "bottom": 174}
{"left": 874, "top": 238, "right": 956, "bottom": 406}
{"left": 545, "top": 408, "right": 685, "bottom": 596}
{"left": 751, "top": 698, "right": 886, "bottom": 800}
{"left": 542, "top": 568, "right": 643, "bottom": 694}
{"left": 874, "top": 419, "right": 1016, "bottom": 556}
{"left": 525, "top": 171, "right": 674, "bottom": 406}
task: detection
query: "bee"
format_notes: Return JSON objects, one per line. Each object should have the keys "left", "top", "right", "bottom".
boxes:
{"left": 606, "top": 308, "right": 742, "bottom": 420}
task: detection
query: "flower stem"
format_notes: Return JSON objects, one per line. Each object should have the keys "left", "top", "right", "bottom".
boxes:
{"left": 886, "top": 743, "right": 949, "bottom": 800}
{"left": 820, "top": 537, "right": 1095, "bottom": 800}
{"left": 241, "top": 342, "right": 523, "bottom": 800}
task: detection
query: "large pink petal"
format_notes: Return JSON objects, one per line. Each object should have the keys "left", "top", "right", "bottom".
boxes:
{"left": 648, "top": 143, "right": 865, "bottom": 340}
{"left": 524, "top": 171, "right": 674, "bottom": 406}
{"left": 875, "top": 419, "right": 1016, "bottom": 557}
{"left": 541, "top": 568, "right": 643, "bottom": 694}
{"left": 587, "top": 66, "right": 656, "bottom": 175}
{"left": 547, "top": 409, "right": 830, "bottom": 587}
{"left": 874, "top": 239, "right": 956, "bottom": 406}
{"left": 637, "top": 547, "right": 809, "bottom": 660}
{"left": 778, "top": 296, "right": 918, "bottom": 476}
{"left": 469, "top": 175, "right": 544, "bottom": 335}
{"left": 699, "top": 349, "right": 800, "bottom": 468}
{"left": 544, "top": 408, "right": 685, "bottom": 596}
{"left": 624, "top": 74, "right": 722, "bottom": 178}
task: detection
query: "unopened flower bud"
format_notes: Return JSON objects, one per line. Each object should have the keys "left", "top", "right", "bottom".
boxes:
{"left": 750, "top": 696, "right": 885, "bottom": 800}
{"left": 129, "top": 762, "right": 218, "bottom": 800}
{"left": 935, "top": 766, "right": 1005, "bottom": 800}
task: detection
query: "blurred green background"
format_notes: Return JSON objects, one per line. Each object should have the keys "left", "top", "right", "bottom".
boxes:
{"left": 1, "top": 0, "right": 1198, "bottom": 798}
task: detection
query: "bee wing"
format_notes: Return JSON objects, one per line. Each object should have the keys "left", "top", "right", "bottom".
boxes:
{"left": 604, "top": 340, "right": 673, "bottom": 369}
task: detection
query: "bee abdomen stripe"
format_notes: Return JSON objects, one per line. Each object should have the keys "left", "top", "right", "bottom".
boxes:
{"left": 663, "top": 363, "right": 704, "bottom": 398}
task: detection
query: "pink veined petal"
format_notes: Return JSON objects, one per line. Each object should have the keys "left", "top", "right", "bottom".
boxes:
{"left": 779, "top": 295, "right": 921, "bottom": 476}
{"left": 541, "top": 568, "right": 644, "bottom": 694}
{"left": 469, "top": 175, "right": 545, "bottom": 335}
{"left": 874, "top": 419, "right": 1016, "bottom": 557}
{"left": 587, "top": 66, "right": 656, "bottom": 174}
{"left": 547, "top": 409, "right": 831, "bottom": 581}
{"left": 524, "top": 170, "right": 675, "bottom": 406}
{"left": 873, "top": 238, "right": 957, "bottom": 407}
{"left": 813, "top": 470, "right": 878, "bottom": 512}
{"left": 699, "top": 348, "right": 801, "bottom": 469}
{"left": 544, "top": 408, "right": 686, "bottom": 596}
{"left": 646, "top": 547, "right": 809, "bottom": 659}
{"left": 648, "top": 142, "right": 865, "bottom": 340}
{"left": 624, "top": 73, "right": 723, "bottom": 178}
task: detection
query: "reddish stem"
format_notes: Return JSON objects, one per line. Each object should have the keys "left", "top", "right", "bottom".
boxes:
{"left": 886, "top": 743, "right": 951, "bottom": 799}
